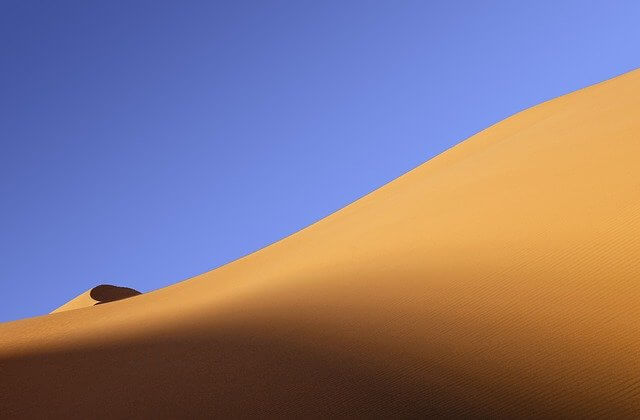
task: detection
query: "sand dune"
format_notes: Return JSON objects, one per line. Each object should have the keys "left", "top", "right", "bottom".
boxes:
{"left": 51, "top": 285, "right": 142, "bottom": 314}
{"left": 2, "top": 69, "right": 640, "bottom": 417}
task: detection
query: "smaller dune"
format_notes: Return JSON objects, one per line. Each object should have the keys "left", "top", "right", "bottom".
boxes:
{"left": 51, "top": 284, "right": 141, "bottom": 314}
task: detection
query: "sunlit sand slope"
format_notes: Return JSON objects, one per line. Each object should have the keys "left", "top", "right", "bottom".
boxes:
{"left": 2, "top": 69, "right": 640, "bottom": 417}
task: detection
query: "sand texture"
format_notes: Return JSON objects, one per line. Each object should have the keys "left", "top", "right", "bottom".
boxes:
{"left": 2, "top": 69, "right": 640, "bottom": 417}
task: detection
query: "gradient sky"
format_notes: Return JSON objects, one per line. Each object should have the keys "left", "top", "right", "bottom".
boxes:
{"left": 1, "top": 1, "right": 639, "bottom": 322}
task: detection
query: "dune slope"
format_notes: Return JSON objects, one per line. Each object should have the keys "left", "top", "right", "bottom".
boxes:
{"left": 2, "top": 69, "right": 640, "bottom": 417}
{"left": 50, "top": 284, "right": 142, "bottom": 314}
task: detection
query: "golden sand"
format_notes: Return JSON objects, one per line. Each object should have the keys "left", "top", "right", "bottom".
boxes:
{"left": 51, "top": 284, "right": 141, "bottom": 313}
{"left": 2, "top": 69, "right": 640, "bottom": 417}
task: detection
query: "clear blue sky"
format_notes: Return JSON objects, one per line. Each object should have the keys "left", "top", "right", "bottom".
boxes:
{"left": 1, "top": 1, "right": 638, "bottom": 322}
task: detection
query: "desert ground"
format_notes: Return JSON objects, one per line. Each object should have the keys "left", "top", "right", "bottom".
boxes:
{"left": 2, "top": 69, "right": 640, "bottom": 417}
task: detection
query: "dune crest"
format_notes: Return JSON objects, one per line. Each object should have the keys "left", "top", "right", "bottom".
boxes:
{"left": 2, "top": 69, "right": 640, "bottom": 417}
{"left": 51, "top": 284, "right": 142, "bottom": 314}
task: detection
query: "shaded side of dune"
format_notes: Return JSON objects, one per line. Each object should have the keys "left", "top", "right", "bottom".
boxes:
{"left": 90, "top": 285, "right": 141, "bottom": 305}
{"left": 0, "top": 327, "right": 603, "bottom": 418}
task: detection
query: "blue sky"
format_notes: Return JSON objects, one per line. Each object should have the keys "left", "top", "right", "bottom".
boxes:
{"left": 1, "top": 1, "right": 639, "bottom": 322}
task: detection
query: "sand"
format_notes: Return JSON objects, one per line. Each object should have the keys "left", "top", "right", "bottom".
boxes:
{"left": 50, "top": 285, "right": 142, "bottom": 314}
{"left": 2, "top": 69, "right": 640, "bottom": 417}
